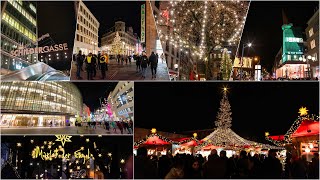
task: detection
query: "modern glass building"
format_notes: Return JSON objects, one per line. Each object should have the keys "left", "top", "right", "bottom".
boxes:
{"left": 1, "top": 0, "right": 38, "bottom": 75}
{"left": 0, "top": 82, "right": 82, "bottom": 127}
{"left": 108, "top": 81, "right": 134, "bottom": 121}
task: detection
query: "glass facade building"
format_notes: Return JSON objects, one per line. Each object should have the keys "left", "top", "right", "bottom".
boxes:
{"left": 1, "top": 0, "right": 38, "bottom": 74}
{"left": 108, "top": 81, "right": 134, "bottom": 121}
{"left": 0, "top": 82, "right": 82, "bottom": 127}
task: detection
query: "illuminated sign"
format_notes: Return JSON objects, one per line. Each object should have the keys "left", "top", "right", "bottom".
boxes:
{"left": 10, "top": 43, "right": 68, "bottom": 57}
{"left": 31, "top": 135, "right": 93, "bottom": 164}
{"left": 233, "top": 57, "right": 253, "bottom": 68}
{"left": 285, "top": 37, "right": 303, "bottom": 43}
{"left": 141, "top": 4, "right": 145, "bottom": 43}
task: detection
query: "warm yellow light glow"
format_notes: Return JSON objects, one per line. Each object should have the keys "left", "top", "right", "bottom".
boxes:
{"left": 265, "top": 132, "right": 269, "bottom": 137}
{"left": 193, "top": 133, "right": 197, "bottom": 138}
{"left": 17, "top": 143, "right": 22, "bottom": 147}
{"left": 151, "top": 128, "right": 157, "bottom": 134}
{"left": 299, "top": 107, "right": 308, "bottom": 116}
{"left": 86, "top": 138, "right": 90, "bottom": 142}
{"left": 30, "top": 139, "right": 34, "bottom": 143}
{"left": 305, "top": 148, "right": 310, "bottom": 153}
{"left": 120, "top": 159, "right": 125, "bottom": 164}
{"left": 98, "top": 154, "right": 102, "bottom": 157}
{"left": 55, "top": 135, "right": 72, "bottom": 147}
{"left": 108, "top": 153, "right": 112, "bottom": 157}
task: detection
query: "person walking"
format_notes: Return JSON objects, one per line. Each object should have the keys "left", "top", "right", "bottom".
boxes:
{"left": 125, "top": 55, "right": 128, "bottom": 65}
{"left": 160, "top": 53, "right": 165, "bottom": 63}
{"left": 136, "top": 54, "right": 141, "bottom": 72}
{"left": 75, "top": 50, "right": 84, "bottom": 79}
{"left": 117, "top": 54, "right": 120, "bottom": 64}
{"left": 93, "top": 54, "right": 98, "bottom": 78}
{"left": 85, "top": 53, "right": 95, "bottom": 80}
{"left": 99, "top": 51, "right": 108, "bottom": 79}
{"left": 149, "top": 52, "right": 158, "bottom": 79}
{"left": 116, "top": 121, "right": 124, "bottom": 134}
{"left": 140, "top": 52, "right": 148, "bottom": 78}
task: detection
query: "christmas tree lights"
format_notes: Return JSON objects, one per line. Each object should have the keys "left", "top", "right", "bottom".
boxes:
{"left": 156, "top": 0, "right": 250, "bottom": 70}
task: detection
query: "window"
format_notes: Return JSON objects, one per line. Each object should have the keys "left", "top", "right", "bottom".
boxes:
{"left": 287, "top": 55, "right": 291, "bottom": 61}
{"left": 310, "top": 40, "right": 316, "bottom": 49}
{"left": 309, "top": 28, "right": 314, "bottom": 37}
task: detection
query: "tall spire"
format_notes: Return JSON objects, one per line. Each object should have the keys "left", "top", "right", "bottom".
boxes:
{"left": 282, "top": 9, "right": 289, "bottom": 25}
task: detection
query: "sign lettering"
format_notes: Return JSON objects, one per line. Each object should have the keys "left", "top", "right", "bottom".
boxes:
{"left": 10, "top": 43, "right": 68, "bottom": 57}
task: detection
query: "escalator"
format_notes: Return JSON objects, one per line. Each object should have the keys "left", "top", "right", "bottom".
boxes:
{"left": 1, "top": 62, "right": 70, "bottom": 81}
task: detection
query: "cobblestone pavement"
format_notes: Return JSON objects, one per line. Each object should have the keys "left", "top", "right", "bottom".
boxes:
{"left": 70, "top": 58, "right": 170, "bottom": 81}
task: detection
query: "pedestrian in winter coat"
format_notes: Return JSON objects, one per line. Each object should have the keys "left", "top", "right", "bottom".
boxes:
{"left": 84, "top": 53, "right": 95, "bottom": 80}
{"left": 136, "top": 55, "right": 141, "bottom": 72}
{"left": 116, "top": 121, "right": 124, "bottom": 134}
{"left": 140, "top": 53, "right": 149, "bottom": 78}
{"left": 75, "top": 50, "right": 84, "bottom": 79}
{"left": 262, "top": 149, "right": 282, "bottom": 179}
{"left": 149, "top": 51, "right": 158, "bottom": 79}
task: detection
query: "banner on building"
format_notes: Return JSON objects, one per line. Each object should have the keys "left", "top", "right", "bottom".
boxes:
{"left": 141, "top": 4, "right": 145, "bottom": 43}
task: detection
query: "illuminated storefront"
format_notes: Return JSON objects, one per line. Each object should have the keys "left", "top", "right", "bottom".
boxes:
{"left": 0, "top": 82, "right": 82, "bottom": 127}
{"left": 274, "top": 23, "right": 310, "bottom": 78}
{"left": 1, "top": 0, "right": 38, "bottom": 74}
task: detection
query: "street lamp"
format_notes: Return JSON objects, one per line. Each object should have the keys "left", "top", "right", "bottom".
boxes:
{"left": 240, "top": 43, "right": 252, "bottom": 80}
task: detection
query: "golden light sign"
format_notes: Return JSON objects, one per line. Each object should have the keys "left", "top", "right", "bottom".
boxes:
{"left": 31, "top": 135, "right": 93, "bottom": 164}
{"left": 265, "top": 132, "right": 270, "bottom": 137}
{"left": 151, "top": 128, "right": 157, "bottom": 134}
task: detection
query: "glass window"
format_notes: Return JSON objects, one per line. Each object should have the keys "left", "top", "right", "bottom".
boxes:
{"left": 309, "top": 28, "right": 314, "bottom": 37}
{"left": 287, "top": 55, "right": 291, "bottom": 61}
{"left": 310, "top": 40, "right": 316, "bottom": 49}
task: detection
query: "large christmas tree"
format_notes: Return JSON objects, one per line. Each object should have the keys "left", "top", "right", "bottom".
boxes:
{"left": 111, "top": 32, "right": 123, "bottom": 55}
{"left": 220, "top": 48, "right": 233, "bottom": 80}
{"left": 215, "top": 89, "right": 232, "bottom": 129}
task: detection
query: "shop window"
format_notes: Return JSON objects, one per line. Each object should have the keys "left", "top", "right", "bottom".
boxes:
{"left": 287, "top": 55, "right": 291, "bottom": 61}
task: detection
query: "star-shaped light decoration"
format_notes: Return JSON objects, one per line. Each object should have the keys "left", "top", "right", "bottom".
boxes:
{"left": 17, "top": 143, "right": 22, "bottom": 147}
{"left": 30, "top": 139, "right": 34, "bottom": 144}
{"left": 299, "top": 107, "right": 308, "bottom": 116}
{"left": 98, "top": 154, "right": 102, "bottom": 157}
{"left": 55, "top": 135, "right": 72, "bottom": 147}
{"left": 81, "top": 147, "right": 84, "bottom": 150}
{"left": 120, "top": 159, "right": 125, "bottom": 164}
{"left": 107, "top": 153, "right": 112, "bottom": 157}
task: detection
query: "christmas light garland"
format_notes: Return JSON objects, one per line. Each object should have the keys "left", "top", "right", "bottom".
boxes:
{"left": 266, "top": 113, "right": 319, "bottom": 145}
{"left": 156, "top": 0, "right": 250, "bottom": 62}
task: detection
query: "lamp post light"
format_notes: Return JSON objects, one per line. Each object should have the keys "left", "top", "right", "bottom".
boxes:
{"left": 240, "top": 43, "right": 252, "bottom": 80}
{"left": 174, "top": 63, "right": 179, "bottom": 80}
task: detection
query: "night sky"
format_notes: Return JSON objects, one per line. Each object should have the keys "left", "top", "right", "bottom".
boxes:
{"left": 241, "top": 1, "right": 319, "bottom": 72}
{"left": 83, "top": 1, "right": 145, "bottom": 46}
{"left": 73, "top": 82, "right": 117, "bottom": 112}
{"left": 134, "top": 82, "right": 319, "bottom": 141}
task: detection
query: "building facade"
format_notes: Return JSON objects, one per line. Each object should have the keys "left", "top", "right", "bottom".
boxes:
{"left": 101, "top": 21, "right": 138, "bottom": 56}
{"left": 1, "top": 0, "right": 38, "bottom": 75}
{"left": 0, "top": 82, "right": 82, "bottom": 127}
{"left": 107, "top": 81, "right": 134, "bottom": 121}
{"left": 74, "top": 0, "right": 99, "bottom": 55}
{"left": 274, "top": 23, "right": 309, "bottom": 79}
{"left": 152, "top": 1, "right": 185, "bottom": 80}
{"left": 305, "top": 9, "right": 319, "bottom": 79}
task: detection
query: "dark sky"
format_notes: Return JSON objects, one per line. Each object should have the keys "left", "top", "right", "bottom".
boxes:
{"left": 135, "top": 82, "right": 319, "bottom": 141}
{"left": 241, "top": 1, "right": 319, "bottom": 72}
{"left": 84, "top": 1, "right": 145, "bottom": 46}
{"left": 73, "top": 82, "right": 117, "bottom": 112}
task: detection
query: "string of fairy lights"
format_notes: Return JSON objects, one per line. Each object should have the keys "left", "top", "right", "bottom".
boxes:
{"left": 266, "top": 108, "right": 319, "bottom": 146}
{"left": 156, "top": 0, "right": 250, "bottom": 62}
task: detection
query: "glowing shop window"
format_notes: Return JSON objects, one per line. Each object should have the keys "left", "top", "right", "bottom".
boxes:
{"left": 29, "top": 4, "right": 36, "bottom": 13}
{"left": 287, "top": 55, "right": 291, "bottom": 61}
{"left": 310, "top": 40, "right": 316, "bottom": 49}
{"left": 286, "top": 37, "right": 303, "bottom": 43}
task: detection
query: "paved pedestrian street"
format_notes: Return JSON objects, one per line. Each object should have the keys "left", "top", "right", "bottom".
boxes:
{"left": 1, "top": 126, "right": 132, "bottom": 135}
{"left": 70, "top": 58, "right": 170, "bottom": 80}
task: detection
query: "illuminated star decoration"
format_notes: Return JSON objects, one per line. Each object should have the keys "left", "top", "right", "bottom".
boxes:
{"left": 298, "top": 107, "right": 308, "bottom": 116}
{"left": 55, "top": 135, "right": 72, "bottom": 147}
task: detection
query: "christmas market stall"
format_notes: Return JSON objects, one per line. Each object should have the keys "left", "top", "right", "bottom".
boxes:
{"left": 266, "top": 107, "right": 319, "bottom": 162}
{"left": 171, "top": 133, "right": 201, "bottom": 155}
{"left": 134, "top": 128, "right": 174, "bottom": 156}
{"left": 195, "top": 88, "right": 284, "bottom": 158}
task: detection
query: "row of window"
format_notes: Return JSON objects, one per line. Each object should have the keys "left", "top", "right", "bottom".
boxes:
{"left": 2, "top": 12, "right": 36, "bottom": 42}
{"left": 76, "top": 34, "right": 96, "bottom": 45}
{"left": 1, "top": 82, "right": 81, "bottom": 115}
{"left": 77, "top": 24, "right": 98, "bottom": 41}
{"left": 78, "top": 14, "right": 98, "bottom": 34}
{"left": 7, "top": 0, "right": 36, "bottom": 26}
{"left": 79, "top": 4, "right": 98, "bottom": 27}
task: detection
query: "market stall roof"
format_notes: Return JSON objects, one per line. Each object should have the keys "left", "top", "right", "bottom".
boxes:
{"left": 267, "top": 114, "right": 319, "bottom": 145}
{"left": 196, "top": 128, "right": 283, "bottom": 151}
{"left": 171, "top": 137, "right": 201, "bottom": 146}
{"left": 134, "top": 133, "right": 174, "bottom": 147}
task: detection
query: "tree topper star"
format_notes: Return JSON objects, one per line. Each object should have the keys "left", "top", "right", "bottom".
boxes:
{"left": 299, "top": 107, "right": 308, "bottom": 116}
{"left": 55, "top": 135, "right": 72, "bottom": 147}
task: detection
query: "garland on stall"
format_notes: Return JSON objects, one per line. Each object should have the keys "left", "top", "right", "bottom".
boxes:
{"left": 175, "top": 137, "right": 200, "bottom": 145}
{"left": 266, "top": 112, "right": 319, "bottom": 146}
{"left": 134, "top": 133, "right": 175, "bottom": 147}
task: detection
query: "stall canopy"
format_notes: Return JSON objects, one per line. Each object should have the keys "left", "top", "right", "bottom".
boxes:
{"left": 134, "top": 133, "right": 173, "bottom": 147}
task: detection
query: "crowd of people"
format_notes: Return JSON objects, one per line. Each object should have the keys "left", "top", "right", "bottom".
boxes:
{"left": 74, "top": 50, "right": 164, "bottom": 80}
{"left": 135, "top": 147, "right": 319, "bottom": 179}
{"left": 76, "top": 120, "right": 133, "bottom": 134}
